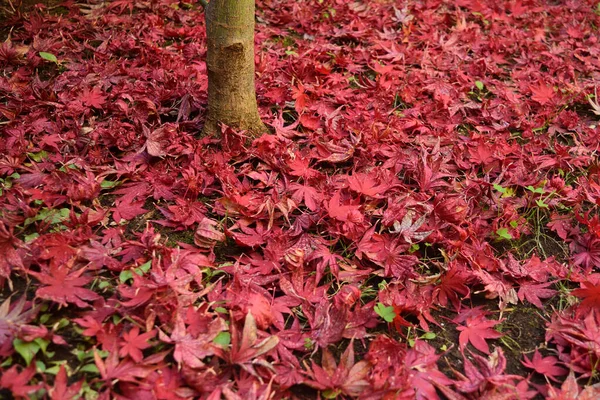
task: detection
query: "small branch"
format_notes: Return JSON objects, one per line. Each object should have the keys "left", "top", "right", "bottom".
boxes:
{"left": 199, "top": 0, "right": 208, "bottom": 9}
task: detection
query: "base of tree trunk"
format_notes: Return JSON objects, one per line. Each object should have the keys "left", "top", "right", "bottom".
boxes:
{"left": 201, "top": 113, "right": 267, "bottom": 138}
{"left": 201, "top": 0, "right": 266, "bottom": 139}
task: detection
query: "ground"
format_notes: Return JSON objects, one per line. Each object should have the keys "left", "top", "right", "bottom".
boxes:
{"left": 1, "top": 0, "right": 600, "bottom": 399}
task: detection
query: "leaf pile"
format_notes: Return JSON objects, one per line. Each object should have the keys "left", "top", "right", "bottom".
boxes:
{"left": 1, "top": 0, "right": 600, "bottom": 398}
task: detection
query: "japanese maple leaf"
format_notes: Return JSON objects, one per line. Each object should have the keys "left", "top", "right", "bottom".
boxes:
{"left": 94, "top": 346, "right": 153, "bottom": 384}
{"left": 389, "top": 209, "right": 432, "bottom": 244}
{"left": 288, "top": 156, "right": 320, "bottom": 179}
{"left": 454, "top": 348, "right": 522, "bottom": 394}
{"left": 228, "top": 219, "right": 270, "bottom": 247}
{"left": 570, "top": 234, "right": 600, "bottom": 270}
{"left": 269, "top": 111, "right": 302, "bottom": 138}
{"left": 326, "top": 191, "right": 363, "bottom": 223}
{"left": 308, "top": 299, "right": 347, "bottom": 348}
{"left": 37, "top": 234, "right": 78, "bottom": 270}
{"left": 468, "top": 143, "right": 495, "bottom": 165}
{"left": 405, "top": 341, "right": 454, "bottom": 400}
{"left": 347, "top": 173, "right": 389, "bottom": 197}
{"left": 308, "top": 245, "right": 344, "bottom": 282}
{"left": 547, "top": 310, "right": 600, "bottom": 358}
{"left": 279, "top": 266, "right": 328, "bottom": 304}
{"left": 424, "top": 80, "right": 456, "bottom": 109}
{"left": 0, "top": 296, "right": 39, "bottom": 350}
{"left": 158, "top": 314, "right": 226, "bottom": 369}
{"left": 304, "top": 339, "right": 371, "bottom": 397}
{"left": 0, "top": 221, "right": 24, "bottom": 278}
{"left": 119, "top": 327, "right": 156, "bottom": 362}
{"left": 517, "top": 281, "right": 557, "bottom": 309}
{"left": 289, "top": 182, "right": 321, "bottom": 211}
{"left": 245, "top": 292, "right": 275, "bottom": 330}
{"left": 521, "top": 350, "right": 567, "bottom": 382}
{"left": 29, "top": 266, "right": 101, "bottom": 308}
{"left": 159, "top": 198, "right": 206, "bottom": 228}
{"left": 73, "top": 315, "right": 104, "bottom": 337}
{"left": 194, "top": 217, "right": 225, "bottom": 248}
{"left": 0, "top": 364, "right": 42, "bottom": 398}
{"left": 547, "top": 372, "right": 600, "bottom": 400}
{"left": 433, "top": 265, "right": 470, "bottom": 309}
{"left": 144, "top": 124, "right": 177, "bottom": 157}
{"left": 572, "top": 274, "right": 600, "bottom": 313}
{"left": 221, "top": 312, "right": 279, "bottom": 375}
{"left": 80, "top": 87, "right": 106, "bottom": 109}
{"left": 112, "top": 198, "right": 147, "bottom": 223}
{"left": 80, "top": 241, "right": 121, "bottom": 271}
{"left": 529, "top": 82, "right": 555, "bottom": 105}
{"left": 315, "top": 139, "right": 356, "bottom": 163}
{"left": 48, "top": 365, "right": 83, "bottom": 400}
{"left": 456, "top": 314, "right": 503, "bottom": 354}
{"left": 292, "top": 83, "right": 309, "bottom": 112}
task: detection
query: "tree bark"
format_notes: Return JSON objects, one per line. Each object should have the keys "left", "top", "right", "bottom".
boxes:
{"left": 202, "top": 0, "right": 266, "bottom": 137}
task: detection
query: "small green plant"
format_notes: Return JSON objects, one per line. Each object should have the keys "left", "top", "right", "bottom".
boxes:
{"left": 374, "top": 303, "right": 396, "bottom": 322}
{"left": 496, "top": 228, "right": 513, "bottom": 240}
{"left": 39, "top": 52, "right": 59, "bottom": 64}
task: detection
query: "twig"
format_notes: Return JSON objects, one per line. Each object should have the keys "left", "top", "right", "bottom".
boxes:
{"left": 199, "top": 0, "right": 208, "bottom": 9}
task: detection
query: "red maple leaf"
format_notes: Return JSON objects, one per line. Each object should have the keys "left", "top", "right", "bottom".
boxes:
{"left": 291, "top": 83, "right": 309, "bottom": 112}
{"left": 94, "top": 346, "right": 153, "bottom": 384}
{"left": 112, "top": 198, "right": 147, "bottom": 223}
{"left": 73, "top": 315, "right": 103, "bottom": 337}
{"left": 220, "top": 312, "right": 279, "bottom": 374}
{"left": 228, "top": 219, "right": 270, "bottom": 247}
{"left": 48, "top": 365, "right": 83, "bottom": 400}
{"left": 0, "top": 296, "right": 40, "bottom": 351}
{"left": 158, "top": 314, "right": 226, "bottom": 369}
{"left": 456, "top": 314, "right": 503, "bottom": 353}
{"left": 289, "top": 183, "right": 321, "bottom": 211}
{"left": 570, "top": 234, "right": 600, "bottom": 271}
{"left": 326, "top": 191, "right": 363, "bottom": 223}
{"left": 304, "top": 339, "right": 371, "bottom": 397}
{"left": 308, "top": 299, "right": 347, "bottom": 348}
{"left": 468, "top": 143, "right": 495, "bottom": 165}
{"left": 547, "top": 372, "right": 600, "bottom": 399}
{"left": 29, "top": 266, "right": 101, "bottom": 308}
{"left": 0, "top": 364, "right": 42, "bottom": 398}
{"left": 433, "top": 264, "right": 470, "bottom": 309}
{"left": 194, "top": 217, "right": 226, "bottom": 248}
{"left": 454, "top": 347, "right": 521, "bottom": 395}
{"left": 279, "top": 266, "right": 329, "bottom": 304}
{"left": 529, "top": 82, "right": 555, "bottom": 105}
{"left": 0, "top": 222, "right": 24, "bottom": 278}
{"left": 572, "top": 274, "right": 600, "bottom": 312}
{"left": 119, "top": 327, "right": 156, "bottom": 362}
{"left": 80, "top": 87, "right": 106, "bottom": 109}
{"left": 288, "top": 156, "right": 320, "bottom": 179}
{"left": 517, "top": 281, "right": 557, "bottom": 309}
{"left": 521, "top": 350, "right": 567, "bottom": 382}
{"left": 347, "top": 173, "right": 388, "bottom": 197}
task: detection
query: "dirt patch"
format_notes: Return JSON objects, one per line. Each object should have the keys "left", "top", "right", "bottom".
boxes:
{"left": 492, "top": 228, "right": 570, "bottom": 263}
{"left": 160, "top": 227, "right": 196, "bottom": 247}
{"left": 0, "top": 275, "right": 36, "bottom": 303}
{"left": 429, "top": 301, "right": 549, "bottom": 386}
{"left": 429, "top": 307, "right": 464, "bottom": 376}
{"left": 497, "top": 305, "right": 548, "bottom": 377}
{"left": 7, "top": 0, "right": 65, "bottom": 13}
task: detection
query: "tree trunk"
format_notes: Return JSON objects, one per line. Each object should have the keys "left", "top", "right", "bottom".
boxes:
{"left": 202, "top": 0, "right": 266, "bottom": 137}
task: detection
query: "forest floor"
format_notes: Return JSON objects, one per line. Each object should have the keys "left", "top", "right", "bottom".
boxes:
{"left": 1, "top": 0, "right": 600, "bottom": 399}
